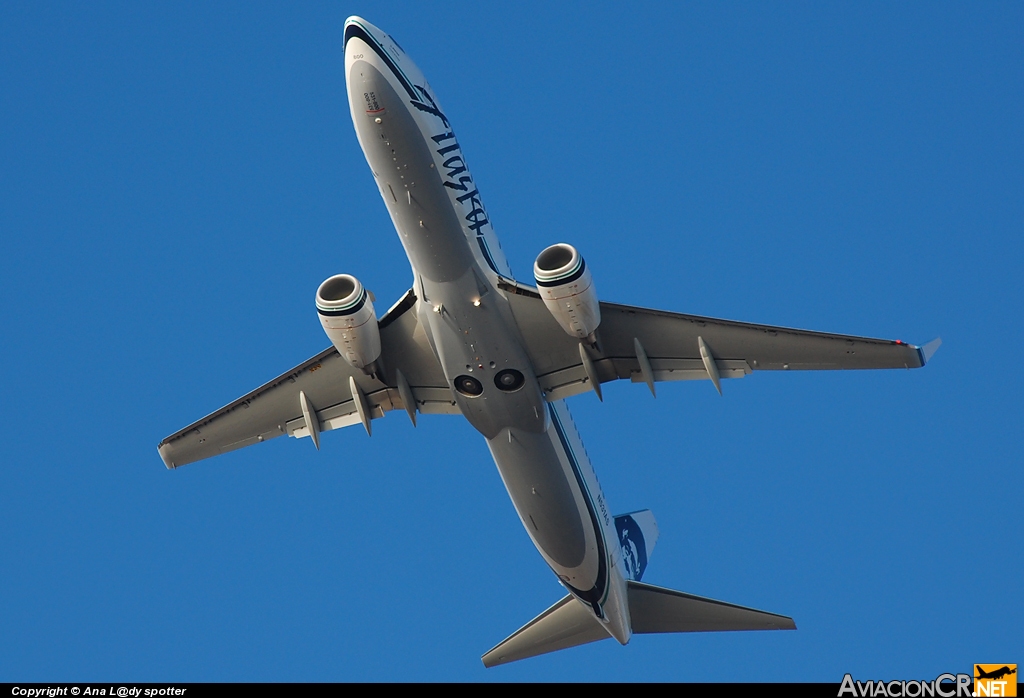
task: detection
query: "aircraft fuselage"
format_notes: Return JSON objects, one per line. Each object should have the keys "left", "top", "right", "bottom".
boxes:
{"left": 344, "top": 18, "right": 631, "bottom": 643}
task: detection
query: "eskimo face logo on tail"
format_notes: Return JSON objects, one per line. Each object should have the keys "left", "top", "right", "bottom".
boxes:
{"left": 410, "top": 86, "right": 491, "bottom": 236}
{"left": 614, "top": 514, "right": 648, "bottom": 581}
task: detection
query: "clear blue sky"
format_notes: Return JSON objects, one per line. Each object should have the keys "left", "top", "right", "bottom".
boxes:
{"left": 1, "top": 1, "right": 1020, "bottom": 682}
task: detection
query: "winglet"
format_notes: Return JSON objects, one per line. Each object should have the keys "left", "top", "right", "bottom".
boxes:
{"left": 918, "top": 338, "right": 942, "bottom": 365}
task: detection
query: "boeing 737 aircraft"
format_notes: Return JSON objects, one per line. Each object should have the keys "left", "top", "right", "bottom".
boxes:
{"left": 158, "top": 17, "right": 940, "bottom": 667}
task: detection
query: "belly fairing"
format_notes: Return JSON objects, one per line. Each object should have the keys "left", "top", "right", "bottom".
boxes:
{"left": 415, "top": 267, "right": 548, "bottom": 439}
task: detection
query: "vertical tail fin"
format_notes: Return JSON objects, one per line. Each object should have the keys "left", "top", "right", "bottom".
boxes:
{"left": 614, "top": 509, "right": 659, "bottom": 581}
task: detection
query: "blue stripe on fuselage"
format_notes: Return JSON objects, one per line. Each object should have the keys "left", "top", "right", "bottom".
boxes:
{"left": 477, "top": 237, "right": 499, "bottom": 275}
{"left": 344, "top": 22, "right": 419, "bottom": 100}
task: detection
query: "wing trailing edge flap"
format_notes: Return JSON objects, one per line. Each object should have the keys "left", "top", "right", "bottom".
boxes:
{"left": 286, "top": 385, "right": 462, "bottom": 440}
{"left": 287, "top": 386, "right": 390, "bottom": 440}
{"left": 539, "top": 357, "right": 753, "bottom": 402}
{"left": 482, "top": 581, "right": 795, "bottom": 667}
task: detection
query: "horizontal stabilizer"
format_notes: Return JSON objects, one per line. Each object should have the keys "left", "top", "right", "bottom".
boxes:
{"left": 481, "top": 594, "right": 608, "bottom": 668}
{"left": 628, "top": 581, "right": 796, "bottom": 633}
{"left": 483, "top": 581, "right": 796, "bottom": 667}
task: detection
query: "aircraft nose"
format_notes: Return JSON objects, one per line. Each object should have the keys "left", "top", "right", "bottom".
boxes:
{"left": 344, "top": 16, "right": 391, "bottom": 59}
{"left": 344, "top": 15, "right": 381, "bottom": 40}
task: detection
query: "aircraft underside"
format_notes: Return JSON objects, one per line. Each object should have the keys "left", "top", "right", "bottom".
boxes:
{"left": 157, "top": 15, "right": 938, "bottom": 666}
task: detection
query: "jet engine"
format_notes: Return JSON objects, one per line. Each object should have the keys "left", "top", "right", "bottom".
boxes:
{"left": 533, "top": 243, "right": 601, "bottom": 340}
{"left": 316, "top": 274, "right": 381, "bottom": 371}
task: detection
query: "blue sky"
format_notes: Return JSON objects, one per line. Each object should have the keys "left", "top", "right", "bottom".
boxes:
{"left": 1, "top": 1, "right": 1020, "bottom": 682}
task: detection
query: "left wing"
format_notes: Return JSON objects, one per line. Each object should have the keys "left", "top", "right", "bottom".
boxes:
{"left": 499, "top": 280, "right": 939, "bottom": 401}
{"left": 158, "top": 290, "right": 456, "bottom": 468}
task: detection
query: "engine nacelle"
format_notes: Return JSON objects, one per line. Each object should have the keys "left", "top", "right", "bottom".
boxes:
{"left": 533, "top": 243, "right": 601, "bottom": 340}
{"left": 316, "top": 274, "right": 381, "bottom": 371}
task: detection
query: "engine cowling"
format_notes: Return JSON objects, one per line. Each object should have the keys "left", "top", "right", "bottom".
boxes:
{"left": 533, "top": 243, "right": 601, "bottom": 340}
{"left": 316, "top": 274, "right": 381, "bottom": 371}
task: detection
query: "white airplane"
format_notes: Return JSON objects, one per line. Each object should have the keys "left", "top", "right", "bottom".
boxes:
{"left": 158, "top": 16, "right": 940, "bottom": 667}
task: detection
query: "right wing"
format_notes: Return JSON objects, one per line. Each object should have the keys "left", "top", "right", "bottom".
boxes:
{"left": 158, "top": 290, "right": 456, "bottom": 469}
{"left": 499, "top": 279, "right": 938, "bottom": 401}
